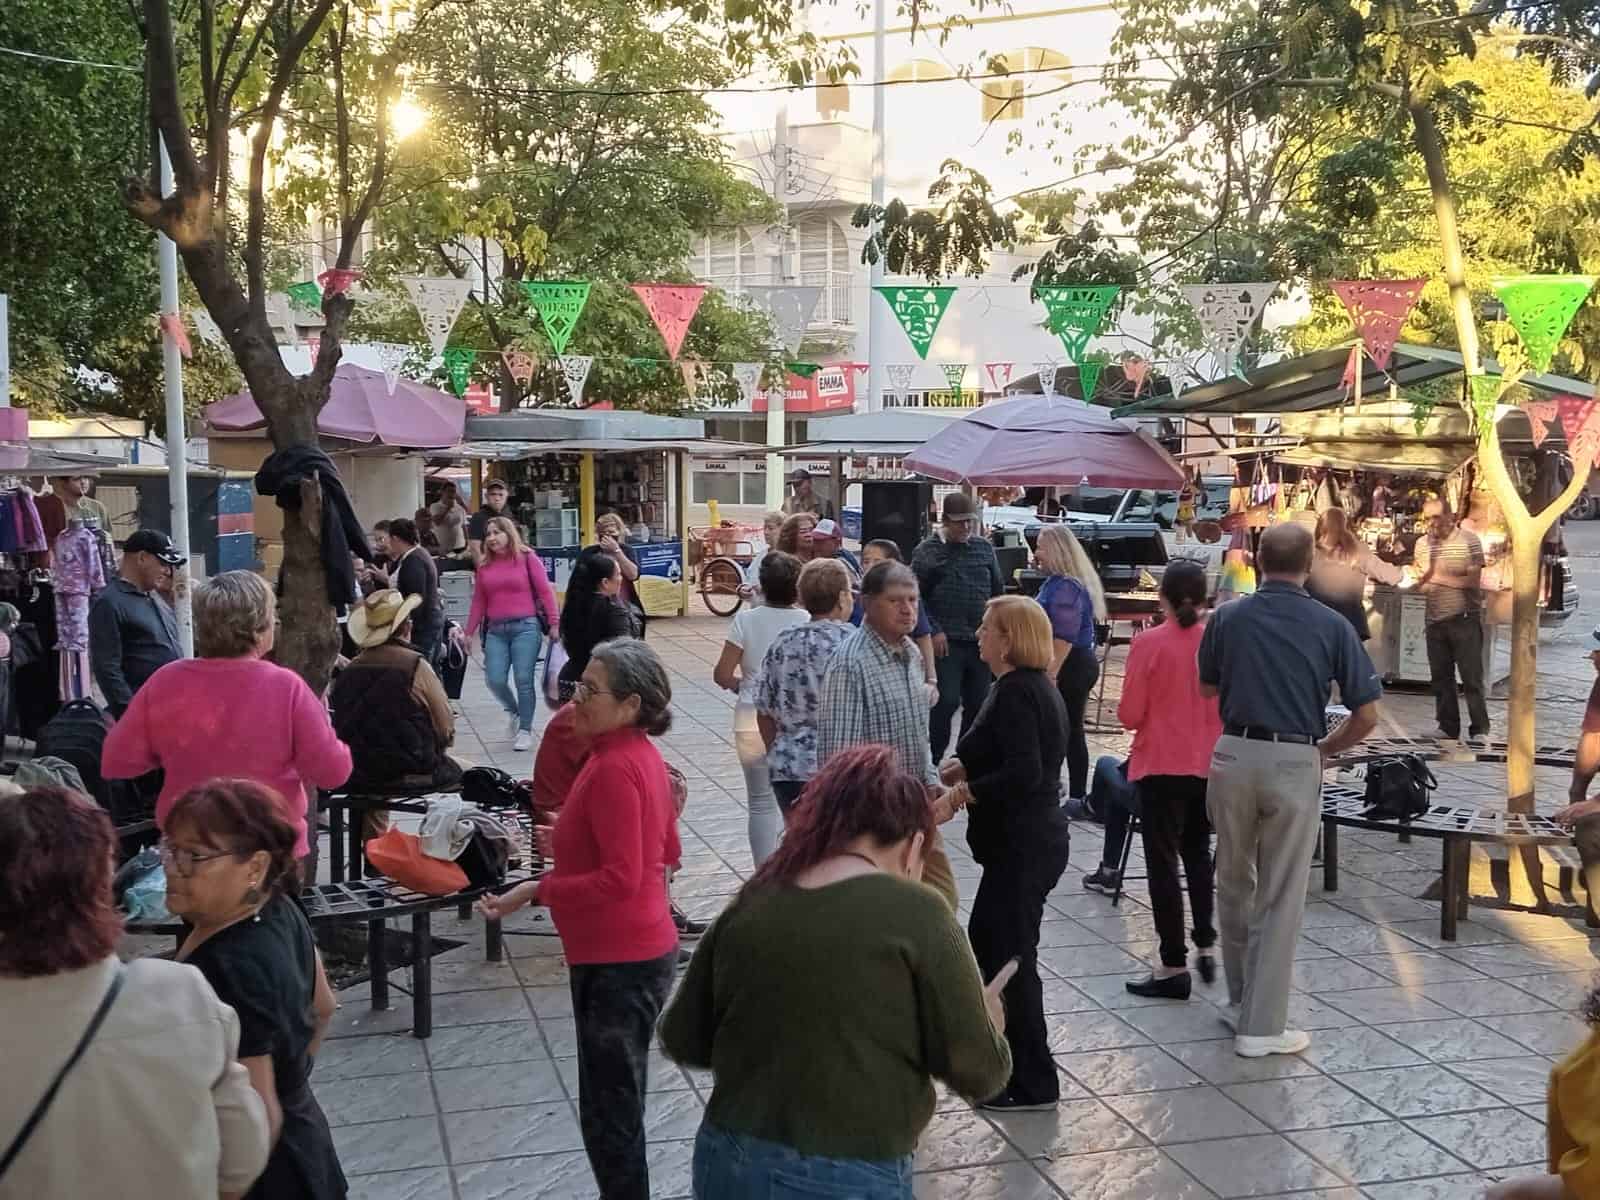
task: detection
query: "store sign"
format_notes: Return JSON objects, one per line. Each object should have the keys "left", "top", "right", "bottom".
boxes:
{"left": 633, "top": 540, "right": 686, "bottom": 618}
{"left": 753, "top": 366, "right": 858, "bottom": 414}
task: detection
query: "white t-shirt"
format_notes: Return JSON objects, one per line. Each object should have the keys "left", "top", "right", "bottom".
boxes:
{"left": 726, "top": 603, "right": 808, "bottom": 707}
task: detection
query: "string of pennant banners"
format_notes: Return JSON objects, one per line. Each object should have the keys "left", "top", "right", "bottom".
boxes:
{"left": 167, "top": 265, "right": 1597, "bottom": 417}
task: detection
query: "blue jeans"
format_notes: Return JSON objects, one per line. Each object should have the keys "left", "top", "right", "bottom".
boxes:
{"left": 692, "top": 1124, "right": 912, "bottom": 1200}
{"left": 483, "top": 617, "right": 541, "bottom": 732}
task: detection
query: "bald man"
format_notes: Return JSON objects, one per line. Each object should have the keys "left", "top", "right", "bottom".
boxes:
{"left": 1197, "top": 522, "right": 1382, "bottom": 1058}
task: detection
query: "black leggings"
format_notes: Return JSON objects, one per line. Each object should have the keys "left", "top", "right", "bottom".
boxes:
{"left": 1056, "top": 644, "right": 1099, "bottom": 798}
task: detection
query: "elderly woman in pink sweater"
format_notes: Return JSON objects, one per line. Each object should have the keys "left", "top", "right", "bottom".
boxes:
{"left": 103, "top": 570, "right": 351, "bottom": 870}
{"left": 465, "top": 516, "right": 561, "bottom": 752}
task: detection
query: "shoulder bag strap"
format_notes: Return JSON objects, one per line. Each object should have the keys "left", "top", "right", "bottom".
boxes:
{"left": 521, "top": 551, "right": 553, "bottom": 626}
{"left": 0, "top": 962, "right": 125, "bottom": 1179}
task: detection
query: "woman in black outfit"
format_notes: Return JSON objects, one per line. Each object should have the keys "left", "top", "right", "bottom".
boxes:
{"left": 163, "top": 779, "right": 345, "bottom": 1200}
{"left": 557, "top": 548, "right": 636, "bottom": 701}
{"left": 940, "top": 594, "right": 1071, "bottom": 1112}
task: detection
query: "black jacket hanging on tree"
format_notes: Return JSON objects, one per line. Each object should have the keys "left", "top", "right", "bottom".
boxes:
{"left": 256, "top": 445, "right": 372, "bottom": 612}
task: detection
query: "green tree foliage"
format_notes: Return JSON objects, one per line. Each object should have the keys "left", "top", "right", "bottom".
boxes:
{"left": 1286, "top": 45, "right": 1600, "bottom": 372}
{"left": 0, "top": 2, "right": 241, "bottom": 420}
{"left": 303, "top": 0, "right": 777, "bottom": 411}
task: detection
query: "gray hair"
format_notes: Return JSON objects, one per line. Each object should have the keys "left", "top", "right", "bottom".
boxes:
{"left": 861, "top": 560, "right": 916, "bottom": 597}
{"left": 590, "top": 638, "right": 673, "bottom": 736}
{"left": 192, "top": 570, "right": 275, "bottom": 659}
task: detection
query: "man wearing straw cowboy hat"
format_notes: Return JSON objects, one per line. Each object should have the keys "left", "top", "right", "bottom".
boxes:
{"left": 329, "top": 590, "right": 465, "bottom": 819}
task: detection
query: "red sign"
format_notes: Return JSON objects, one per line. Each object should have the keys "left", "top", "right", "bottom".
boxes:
{"left": 463, "top": 384, "right": 494, "bottom": 415}
{"left": 753, "top": 365, "right": 857, "bottom": 414}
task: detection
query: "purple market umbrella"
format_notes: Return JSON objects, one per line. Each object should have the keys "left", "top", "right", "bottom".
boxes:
{"left": 903, "top": 397, "right": 1185, "bottom": 489}
{"left": 206, "top": 363, "right": 465, "bottom": 449}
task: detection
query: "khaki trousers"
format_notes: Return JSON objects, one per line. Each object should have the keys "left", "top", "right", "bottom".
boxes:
{"left": 1207, "top": 734, "right": 1323, "bottom": 1038}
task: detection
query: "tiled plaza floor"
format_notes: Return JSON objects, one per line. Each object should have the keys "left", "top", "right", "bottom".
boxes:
{"left": 292, "top": 600, "right": 1600, "bottom": 1200}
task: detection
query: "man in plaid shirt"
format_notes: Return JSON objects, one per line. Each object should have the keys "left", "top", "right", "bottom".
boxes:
{"left": 817, "top": 561, "right": 940, "bottom": 788}
{"left": 913, "top": 493, "right": 1005, "bottom": 759}
{"left": 817, "top": 559, "right": 959, "bottom": 905}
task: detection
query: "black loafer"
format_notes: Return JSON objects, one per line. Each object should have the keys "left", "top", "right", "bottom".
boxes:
{"left": 1126, "top": 972, "right": 1192, "bottom": 1000}
{"left": 978, "top": 1089, "right": 1057, "bottom": 1112}
{"left": 1196, "top": 955, "right": 1217, "bottom": 985}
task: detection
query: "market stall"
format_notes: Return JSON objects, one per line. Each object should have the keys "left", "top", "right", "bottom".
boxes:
{"left": 1126, "top": 345, "right": 1594, "bottom": 686}
{"left": 457, "top": 409, "right": 755, "bottom": 618}
{"left": 204, "top": 363, "right": 466, "bottom": 578}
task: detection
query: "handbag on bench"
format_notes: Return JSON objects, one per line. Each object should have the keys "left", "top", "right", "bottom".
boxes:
{"left": 1362, "top": 754, "right": 1437, "bottom": 823}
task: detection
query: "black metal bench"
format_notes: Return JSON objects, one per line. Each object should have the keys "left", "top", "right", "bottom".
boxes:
{"left": 129, "top": 872, "right": 527, "bottom": 1038}
{"left": 1319, "top": 784, "right": 1580, "bottom": 941}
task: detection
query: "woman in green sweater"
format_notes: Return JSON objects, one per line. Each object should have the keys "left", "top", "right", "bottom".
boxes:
{"left": 659, "top": 744, "right": 1013, "bottom": 1199}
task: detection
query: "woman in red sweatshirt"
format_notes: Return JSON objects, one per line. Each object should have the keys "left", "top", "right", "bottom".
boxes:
{"left": 478, "top": 637, "right": 678, "bottom": 1200}
{"left": 464, "top": 516, "right": 560, "bottom": 752}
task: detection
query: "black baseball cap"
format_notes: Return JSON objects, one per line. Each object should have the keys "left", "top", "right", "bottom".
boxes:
{"left": 124, "top": 529, "right": 186, "bottom": 565}
{"left": 787, "top": 468, "right": 811, "bottom": 483}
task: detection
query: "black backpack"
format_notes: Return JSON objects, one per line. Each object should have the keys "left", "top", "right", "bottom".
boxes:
{"left": 1362, "top": 754, "right": 1437, "bottom": 823}
{"left": 35, "top": 700, "right": 115, "bottom": 807}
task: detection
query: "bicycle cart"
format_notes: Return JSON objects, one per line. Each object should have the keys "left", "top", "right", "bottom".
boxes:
{"left": 689, "top": 524, "right": 758, "bottom": 616}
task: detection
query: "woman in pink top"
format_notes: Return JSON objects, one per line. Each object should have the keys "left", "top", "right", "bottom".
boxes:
{"left": 465, "top": 516, "right": 560, "bottom": 752}
{"left": 102, "top": 570, "right": 351, "bottom": 865}
{"left": 1115, "top": 559, "right": 1223, "bottom": 1001}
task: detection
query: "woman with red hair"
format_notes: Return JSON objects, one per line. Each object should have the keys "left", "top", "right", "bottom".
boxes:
{"left": 0, "top": 788, "right": 270, "bottom": 1198}
{"left": 660, "top": 745, "right": 1012, "bottom": 1199}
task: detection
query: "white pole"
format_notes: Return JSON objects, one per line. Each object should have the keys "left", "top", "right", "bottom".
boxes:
{"left": 867, "top": 0, "right": 888, "bottom": 414}
{"left": 765, "top": 104, "right": 790, "bottom": 512}
{"left": 157, "top": 140, "right": 194, "bottom": 655}
{"left": 0, "top": 294, "right": 10, "bottom": 407}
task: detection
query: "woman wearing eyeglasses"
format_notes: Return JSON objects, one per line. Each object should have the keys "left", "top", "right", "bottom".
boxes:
{"left": 478, "top": 638, "right": 681, "bottom": 1200}
{"left": 163, "top": 778, "right": 346, "bottom": 1200}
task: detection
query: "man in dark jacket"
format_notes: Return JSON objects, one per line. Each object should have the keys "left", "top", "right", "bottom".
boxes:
{"left": 89, "top": 529, "right": 185, "bottom": 717}
{"left": 912, "top": 492, "right": 1004, "bottom": 760}
{"left": 385, "top": 517, "right": 444, "bottom": 664}
{"left": 329, "top": 589, "right": 462, "bottom": 812}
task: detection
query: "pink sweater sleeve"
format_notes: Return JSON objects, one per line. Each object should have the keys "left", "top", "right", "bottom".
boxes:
{"left": 101, "top": 683, "right": 159, "bottom": 779}
{"left": 289, "top": 674, "right": 352, "bottom": 790}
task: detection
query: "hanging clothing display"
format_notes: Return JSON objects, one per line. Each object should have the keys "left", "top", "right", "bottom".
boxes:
{"left": 52, "top": 524, "right": 106, "bottom": 653}
{"left": 0, "top": 489, "right": 47, "bottom": 556}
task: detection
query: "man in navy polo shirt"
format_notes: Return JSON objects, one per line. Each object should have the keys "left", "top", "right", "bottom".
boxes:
{"left": 1198, "top": 522, "right": 1381, "bottom": 1059}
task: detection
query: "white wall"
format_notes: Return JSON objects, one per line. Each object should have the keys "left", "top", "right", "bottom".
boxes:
{"left": 339, "top": 454, "right": 425, "bottom": 531}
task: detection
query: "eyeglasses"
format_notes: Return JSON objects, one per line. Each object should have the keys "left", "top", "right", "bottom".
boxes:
{"left": 572, "top": 680, "right": 617, "bottom": 703}
{"left": 158, "top": 840, "right": 238, "bottom": 876}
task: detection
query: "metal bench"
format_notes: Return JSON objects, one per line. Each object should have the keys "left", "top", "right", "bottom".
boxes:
{"left": 1319, "top": 784, "right": 1580, "bottom": 941}
{"left": 129, "top": 872, "right": 529, "bottom": 1038}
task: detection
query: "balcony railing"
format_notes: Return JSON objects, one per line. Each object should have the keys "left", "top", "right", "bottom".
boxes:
{"left": 703, "top": 271, "right": 854, "bottom": 328}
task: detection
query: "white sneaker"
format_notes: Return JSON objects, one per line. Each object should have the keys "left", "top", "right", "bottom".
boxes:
{"left": 513, "top": 730, "right": 532, "bottom": 752}
{"left": 1235, "top": 1029, "right": 1311, "bottom": 1058}
{"left": 506, "top": 713, "right": 521, "bottom": 739}
{"left": 1218, "top": 1003, "right": 1241, "bottom": 1033}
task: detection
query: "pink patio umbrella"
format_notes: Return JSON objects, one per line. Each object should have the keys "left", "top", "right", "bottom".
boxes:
{"left": 205, "top": 363, "right": 465, "bottom": 448}
{"left": 903, "top": 397, "right": 1185, "bottom": 489}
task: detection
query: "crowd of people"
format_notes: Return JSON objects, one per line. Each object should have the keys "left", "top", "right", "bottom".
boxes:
{"left": 8, "top": 485, "right": 1600, "bottom": 1200}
